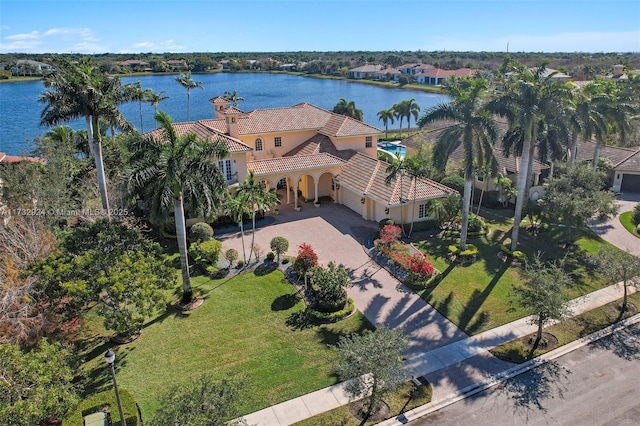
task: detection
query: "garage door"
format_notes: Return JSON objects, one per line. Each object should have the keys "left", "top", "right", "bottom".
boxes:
{"left": 342, "top": 188, "right": 364, "bottom": 218}
{"left": 621, "top": 174, "right": 640, "bottom": 193}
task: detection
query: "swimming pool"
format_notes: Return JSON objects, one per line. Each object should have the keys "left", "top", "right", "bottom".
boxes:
{"left": 378, "top": 141, "right": 406, "bottom": 159}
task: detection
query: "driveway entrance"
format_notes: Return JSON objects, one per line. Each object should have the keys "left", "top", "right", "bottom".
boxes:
{"left": 216, "top": 201, "right": 467, "bottom": 358}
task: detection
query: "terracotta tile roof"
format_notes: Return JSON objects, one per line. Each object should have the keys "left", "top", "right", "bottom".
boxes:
{"left": 0, "top": 152, "right": 46, "bottom": 164}
{"left": 208, "top": 96, "right": 230, "bottom": 104}
{"left": 145, "top": 122, "right": 252, "bottom": 153}
{"left": 207, "top": 103, "right": 381, "bottom": 136}
{"left": 450, "top": 145, "right": 549, "bottom": 175}
{"left": 422, "top": 68, "right": 476, "bottom": 78}
{"left": 247, "top": 153, "right": 346, "bottom": 176}
{"left": 223, "top": 106, "right": 245, "bottom": 115}
{"left": 284, "top": 134, "right": 357, "bottom": 161}
{"left": 349, "top": 64, "right": 384, "bottom": 73}
{"left": 336, "top": 153, "right": 457, "bottom": 206}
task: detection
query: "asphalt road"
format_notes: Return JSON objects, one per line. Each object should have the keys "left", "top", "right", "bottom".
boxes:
{"left": 411, "top": 323, "right": 640, "bottom": 426}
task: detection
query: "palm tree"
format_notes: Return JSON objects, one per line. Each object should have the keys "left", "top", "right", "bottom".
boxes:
{"left": 223, "top": 89, "right": 244, "bottom": 107}
{"left": 385, "top": 153, "right": 408, "bottom": 237}
{"left": 404, "top": 155, "right": 433, "bottom": 237}
{"left": 40, "top": 56, "right": 134, "bottom": 213}
{"left": 145, "top": 90, "right": 169, "bottom": 126}
{"left": 175, "top": 71, "right": 203, "bottom": 121}
{"left": 226, "top": 191, "right": 251, "bottom": 264}
{"left": 404, "top": 98, "right": 421, "bottom": 133}
{"left": 393, "top": 101, "right": 407, "bottom": 136}
{"left": 332, "top": 97, "right": 363, "bottom": 121}
{"left": 487, "top": 63, "right": 571, "bottom": 251}
{"left": 418, "top": 76, "right": 497, "bottom": 250}
{"left": 126, "top": 111, "right": 229, "bottom": 304}
{"left": 124, "top": 80, "right": 147, "bottom": 132}
{"left": 377, "top": 108, "right": 395, "bottom": 139}
{"left": 238, "top": 171, "right": 279, "bottom": 264}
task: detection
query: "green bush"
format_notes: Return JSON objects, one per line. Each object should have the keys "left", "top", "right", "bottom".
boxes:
{"left": 236, "top": 260, "right": 245, "bottom": 268}
{"left": 500, "top": 244, "right": 528, "bottom": 264}
{"left": 189, "top": 222, "right": 214, "bottom": 243}
{"left": 224, "top": 248, "right": 238, "bottom": 267}
{"left": 266, "top": 251, "right": 276, "bottom": 261}
{"left": 405, "top": 269, "right": 442, "bottom": 289}
{"left": 467, "top": 214, "right": 486, "bottom": 233}
{"left": 636, "top": 224, "right": 640, "bottom": 235}
{"left": 63, "top": 388, "right": 138, "bottom": 426}
{"left": 309, "top": 262, "right": 349, "bottom": 313}
{"left": 412, "top": 219, "right": 439, "bottom": 232}
{"left": 379, "top": 218, "right": 395, "bottom": 229}
{"left": 188, "top": 240, "right": 222, "bottom": 266}
{"left": 633, "top": 204, "right": 640, "bottom": 225}
{"left": 306, "top": 297, "right": 355, "bottom": 323}
{"left": 448, "top": 243, "right": 478, "bottom": 260}
{"left": 281, "top": 256, "right": 293, "bottom": 264}
{"left": 440, "top": 175, "right": 465, "bottom": 194}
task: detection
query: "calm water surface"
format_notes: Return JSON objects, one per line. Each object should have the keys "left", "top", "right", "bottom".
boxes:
{"left": 0, "top": 73, "right": 449, "bottom": 155}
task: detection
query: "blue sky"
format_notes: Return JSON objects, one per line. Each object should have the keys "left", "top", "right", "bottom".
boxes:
{"left": 1, "top": 0, "right": 639, "bottom": 53}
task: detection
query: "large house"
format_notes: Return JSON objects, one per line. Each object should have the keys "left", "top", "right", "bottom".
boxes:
{"left": 146, "top": 99, "right": 457, "bottom": 224}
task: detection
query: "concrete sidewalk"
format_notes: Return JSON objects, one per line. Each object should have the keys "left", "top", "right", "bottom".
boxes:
{"left": 240, "top": 283, "right": 637, "bottom": 426}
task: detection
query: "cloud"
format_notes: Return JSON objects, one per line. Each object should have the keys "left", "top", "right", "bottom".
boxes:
{"left": 5, "top": 31, "right": 41, "bottom": 40}
{"left": 1, "top": 26, "right": 106, "bottom": 53}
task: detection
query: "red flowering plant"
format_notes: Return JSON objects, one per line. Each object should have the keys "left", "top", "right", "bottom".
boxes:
{"left": 408, "top": 253, "right": 434, "bottom": 278}
{"left": 380, "top": 224, "right": 402, "bottom": 245}
{"left": 293, "top": 242, "right": 319, "bottom": 288}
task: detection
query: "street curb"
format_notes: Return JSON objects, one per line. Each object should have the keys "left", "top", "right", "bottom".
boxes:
{"left": 376, "top": 312, "right": 640, "bottom": 425}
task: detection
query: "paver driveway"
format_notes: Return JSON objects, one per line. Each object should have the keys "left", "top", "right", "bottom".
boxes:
{"left": 588, "top": 192, "right": 640, "bottom": 256}
{"left": 216, "top": 201, "right": 467, "bottom": 358}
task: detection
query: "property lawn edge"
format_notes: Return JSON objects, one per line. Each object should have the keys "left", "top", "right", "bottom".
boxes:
{"left": 489, "top": 292, "right": 640, "bottom": 363}
{"left": 619, "top": 211, "right": 640, "bottom": 239}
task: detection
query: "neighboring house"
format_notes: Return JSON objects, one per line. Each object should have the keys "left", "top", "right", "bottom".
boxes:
{"left": 573, "top": 140, "right": 640, "bottom": 193}
{"left": 145, "top": 100, "right": 457, "bottom": 223}
{"left": 116, "top": 59, "right": 151, "bottom": 70}
{"left": 373, "top": 67, "right": 402, "bottom": 82}
{"left": 13, "top": 60, "right": 54, "bottom": 75}
{"left": 398, "top": 62, "right": 434, "bottom": 75}
{"left": 506, "top": 67, "right": 572, "bottom": 83}
{"left": 416, "top": 68, "right": 476, "bottom": 86}
{"left": 348, "top": 64, "right": 384, "bottom": 79}
{"left": 165, "top": 59, "right": 188, "bottom": 69}
{"left": 0, "top": 152, "right": 46, "bottom": 165}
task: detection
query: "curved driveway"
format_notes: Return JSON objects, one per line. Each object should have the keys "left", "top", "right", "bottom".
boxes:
{"left": 588, "top": 193, "right": 640, "bottom": 256}
{"left": 216, "top": 202, "right": 467, "bottom": 359}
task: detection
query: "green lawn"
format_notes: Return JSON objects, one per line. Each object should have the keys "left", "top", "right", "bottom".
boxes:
{"left": 619, "top": 211, "right": 640, "bottom": 238}
{"left": 412, "top": 207, "right": 613, "bottom": 335}
{"left": 75, "top": 269, "right": 373, "bottom": 420}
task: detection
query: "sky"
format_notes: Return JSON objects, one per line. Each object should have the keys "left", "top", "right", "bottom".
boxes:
{"left": 1, "top": 0, "right": 639, "bottom": 54}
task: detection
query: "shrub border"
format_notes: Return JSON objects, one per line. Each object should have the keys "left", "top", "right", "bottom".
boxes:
{"left": 306, "top": 297, "right": 355, "bottom": 323}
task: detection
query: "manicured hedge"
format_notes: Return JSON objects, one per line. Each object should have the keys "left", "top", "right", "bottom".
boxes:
{"left": 63, "top": 388, "right": 138, "bottom": 426}
{"left": 448, "top": 243, "right": 479, "bottom": 259}
{"left": 306, "top": 298, "right": 355, "bottom": 323}
{"left": 405, "top": 269, "right": 442, "bottom": 289}
{"left": 500, "top": 244, "right": 528, "bottom": 264}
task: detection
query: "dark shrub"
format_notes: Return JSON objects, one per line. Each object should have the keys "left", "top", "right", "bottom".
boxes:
{"left": 467, "top": 214, "right": 485, "bottom": 233}
{"left": 633, "top": 203, "right": 640, "bottom": 225}
{"left": 266, "top": 251, "right": 276, "bottom": 261}
{"left": 379, "top": 218, "right": 395, "bottom": 229}
{"left": 309, "top": 262, "right": 349, "bottom": 313}
{"left": 188, "top": 240, "right": 222, "bottom": 266}
{"left": 189, "top": 222, "right": 214, "bottom": 243}
{"left": 440, "top": 175, "right": 465, "bottom": 194}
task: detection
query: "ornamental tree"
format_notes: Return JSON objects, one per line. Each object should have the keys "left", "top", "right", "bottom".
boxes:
{"left": 515, "top": 255, "right": 572, "bottom": 352}
{"left": 333, "top": 327, "right": 408, "bottom": 419}
{"left": 270, "top": 236, "right": 289, "bottom": 262}
{"left": 293, "top": 243, "right": 319, "bottom": 288}
{"left": 380, "top": 224, "right": 402, "bottom": 245}
{"left": 591, "top": 247, "right": 640, "bottom": 316}
{"left": 148, "top": 373, "right": 247, "bottom": 426}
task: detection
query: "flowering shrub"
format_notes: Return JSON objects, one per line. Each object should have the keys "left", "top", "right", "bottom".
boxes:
{"left": 293, "top": 243, "right": 319, "bottom": 282}
{"left": 380, "top": 224, "right": 402, "bottom": 245}
{"left": 408, "top": 253, "right": 434, "bottom": 278}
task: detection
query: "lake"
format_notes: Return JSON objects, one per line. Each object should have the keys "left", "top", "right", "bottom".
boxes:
{"left": 0, "top": 73, "right": 450, "bottom": 155}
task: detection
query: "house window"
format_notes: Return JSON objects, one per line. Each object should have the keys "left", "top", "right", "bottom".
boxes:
{"left": 274, "top": 136, "right": 282, "bottom": 147}
{"left": 255, "top": 138, "right": 263, "bottom": 151}
{"left": 217, "top": 159, "right": 233, "bottom": 182}
{"left": 418, "top": 203, "right": 429, "bottom": 219}
{"left": 365, "top": 136, "right": 373, "bottom": 148}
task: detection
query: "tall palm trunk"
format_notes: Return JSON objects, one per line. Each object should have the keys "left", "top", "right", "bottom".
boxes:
{"left": 175, "top": 195, "right": 192, "bottom": 304}
{"left": 139, "top": 99, "right": 144, "bottom": 133}
{"left": 92, "top": 117, "right": 111, "bottom": 216}
{"left": 570, "top": 131, "right": 578, "bottom": 165}
{"left": 86, "top": 116, "right": 95, "bottom": 156}
{"left": 186, "top": 89, "right": 191, "bottom": 121}
{"left": 460, "top": 169, "right": 473, "bottom": 251}
{"left": 593, "top": 138, "right": 602, "bottom": 171}
{"left": 409, "top": 178, "right": 417, "bottom": 238}
{"left": 511, "top": 137, "right": 532, "bottom": 251}
{"left": 238, "top": 219, "right": 247, "bottom": 264}
{"left": 249, "top": 210, "right": 257, "bottom": 263}
{"left": 477, "top": 176, "right": 488, "bottom": 215}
